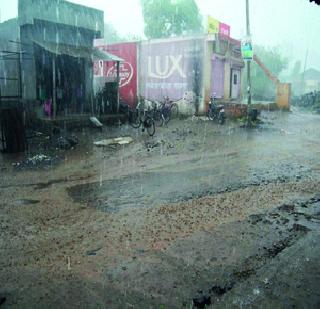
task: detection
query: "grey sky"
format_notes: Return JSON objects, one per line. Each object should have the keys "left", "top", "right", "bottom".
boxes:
{"left": 1, "top": 0, "right": 319, "bottom": 70}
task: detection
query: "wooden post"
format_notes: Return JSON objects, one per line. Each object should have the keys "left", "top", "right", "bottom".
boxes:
{"left": 116, "top": 61, "right": 120, "bottom": 113}
{"left": 18, "top": 50, "right": 22, "bottom": 99}
{"left": 52, "top": 54, "right": 57, "bottom": 118}
{"left": 246, "top": 0, "right": 252, "bottom": 107}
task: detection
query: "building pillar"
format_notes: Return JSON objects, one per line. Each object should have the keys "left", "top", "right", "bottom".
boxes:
{"left": 116, "top": 61, "right": 120, "bottom": 113}
{"left": 52, "top": 54, "right": 56, "bottom": 118}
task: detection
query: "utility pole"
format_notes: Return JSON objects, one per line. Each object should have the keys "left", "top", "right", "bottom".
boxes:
{"left": 301, "top": 49, "right": 309, "bottom": 94}
{"left": 246, "top": 0, "right": 252, "bottom": 110}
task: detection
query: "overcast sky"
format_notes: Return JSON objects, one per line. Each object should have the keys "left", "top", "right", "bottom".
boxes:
{"left": 1, "top": 0, "right": 319, "bottom": 70}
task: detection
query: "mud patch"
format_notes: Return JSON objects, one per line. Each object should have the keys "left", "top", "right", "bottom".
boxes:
{"left": 290, "top": 223, "right": 311, "bottom": 233}
{"left": 211, "top": 283, "right": 234, "bottom": 295}
{"left": 310, "top": 211, "right": 320, "bottom": 220}
{"left": 67, "top": 170, "right": 233, "bottom": 212}
{"left": 66, "top": 168, "right": 309, "bottom": 213}
{"left": 193, "top": 295, "right": 211, "bottom": 308}
{"left": 278, "top": 204, "right": 295, "bottom": 213}
{"left": 35, "top": 178, "right": 75, "bottom": 190}
{"left": 190, "top": 200, "right": 314, "bottom": 306}
{"left": 12, "top": 154, "right": 61, "bottom": 171}
{"left": 14, "top": 199, "right": 40, "bottom": 206}
{"left": 0, "top": 174, "right": 94, "bottom": 190}
{"left": 248, "top": 214, "right": 263, "bottom": 225}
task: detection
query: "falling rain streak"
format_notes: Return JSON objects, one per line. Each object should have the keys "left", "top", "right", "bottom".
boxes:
{"left": 0, "top": 0, "right": 320, "bottom": 308}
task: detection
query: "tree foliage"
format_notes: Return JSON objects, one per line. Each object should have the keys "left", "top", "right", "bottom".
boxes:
{"left": 103, "top": 23, "right": 123, "bottom": 44}
{"left": 140, "top": 0, "right": 203, "bottom": 39}
{"left": 243, "top": 45, "right": 288, "bottom": 100}
{"left": 103, "top": 23, "right": 142, "bottom": 44}
{"left": 290, "top": 60, "right": 302, "bottom": 78}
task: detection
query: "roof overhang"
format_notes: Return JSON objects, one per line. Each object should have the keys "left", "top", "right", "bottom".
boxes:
{"left": 33, "top": 40, "right": 123, "bottom": 62}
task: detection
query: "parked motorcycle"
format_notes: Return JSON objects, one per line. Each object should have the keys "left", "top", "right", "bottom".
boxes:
{"left": 208, "top": 95, "right": 225, "bottom": 124}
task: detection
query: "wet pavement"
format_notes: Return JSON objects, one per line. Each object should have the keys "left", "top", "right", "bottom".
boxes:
{"left": 68, "top": 109, "right": 320, "bottom": 213}
{"left": 0, "top": 109, "right": 320, "bottom": 308}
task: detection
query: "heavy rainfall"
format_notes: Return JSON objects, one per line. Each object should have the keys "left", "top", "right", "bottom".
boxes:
{"left": 0, "top": 0, "right": 320, "bottom": 307}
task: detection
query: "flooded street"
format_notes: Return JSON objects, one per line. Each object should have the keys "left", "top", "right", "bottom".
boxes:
{"left": 0, "top": 109, "right": 320, "bottom": 307}
{"left": 68, "top": 110, "right": 320, "bottom": 213}
{"left": 1, "top": 0, "right": 319, "bottom": 306}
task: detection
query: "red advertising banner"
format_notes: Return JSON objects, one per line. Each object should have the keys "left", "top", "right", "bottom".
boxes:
{"left": 94, "top": 42, "right": 137, "bottom": 107}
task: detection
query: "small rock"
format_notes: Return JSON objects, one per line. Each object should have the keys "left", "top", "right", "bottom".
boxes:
{"left": 0, "top": 296, "right": 6, "bottom": 306}
{"left": 85, "top": 247, "right": 102, "bottom": 256}
{"left": 291, "top": 224, "right": 310, "bottom": 233}
{"left": 212, "top": 285, "right": 227, "bottom": 295}
{"left": 15, "top": 199, "right": 40, "bottom": 206}
{"left": 55, "top": 137, "right": 71, "bottom": 150}
{"left": 193, "top": 295, "right": 211, "bottom": 308}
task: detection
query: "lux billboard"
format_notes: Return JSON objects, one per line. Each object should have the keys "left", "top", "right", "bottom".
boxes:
{"left": 139, "top": 39, "right": 204, "bottom": 102}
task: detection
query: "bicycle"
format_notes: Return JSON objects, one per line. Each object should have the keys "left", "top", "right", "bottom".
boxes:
{"left": 139, "top": 98, "right": 164, "bottom": 127}
{"left": 158, "top": 96, "right": 179, "bottom": 125}
{"left": 129, "top": 100, "right": 155, "bottom": 136}
{"left": 150, "top": 100, "right": 165, "bottom": 127}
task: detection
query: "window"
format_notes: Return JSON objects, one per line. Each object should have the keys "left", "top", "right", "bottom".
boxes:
{"left": 233, "top": 73, "right": 238, "bottom": 85}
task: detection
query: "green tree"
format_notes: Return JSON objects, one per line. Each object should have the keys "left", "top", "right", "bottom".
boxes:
{"left": 103, "top": 23, "right": 143, "bottom": 44}
{"left": 290, "top": 60, "right": 301, "bottom": 78}
{"left": 103, "top": 23, "right": 123, "bottom": 44}
{"left": 140, "top": 0, "right": 203, "bottom": 39}
{"left": 243, "top": 45, "right": 288, "bottom": 100}
{"left": 288, "top": 60, "right": 303, "bottom": 95}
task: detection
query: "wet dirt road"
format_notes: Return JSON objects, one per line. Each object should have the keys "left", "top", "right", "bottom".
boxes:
{"left": 0, "top": 109, "right": 320, "bottom": 308}
{"left": 68, "top": 110, "right": 319, "bottom": 213}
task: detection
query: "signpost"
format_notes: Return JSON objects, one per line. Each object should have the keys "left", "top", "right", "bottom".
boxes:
{"left": 241, "top": 37, "right": 253, "bottom": 61}
{"left": 244, "top": 0, "right": 252, "bottom": 113}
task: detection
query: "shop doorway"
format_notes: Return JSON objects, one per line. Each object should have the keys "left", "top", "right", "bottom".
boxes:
{"left": 231, "top": 69, "right": 241, "bottom": 99}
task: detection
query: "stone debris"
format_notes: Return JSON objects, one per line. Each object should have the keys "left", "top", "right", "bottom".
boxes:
{"left": 94, "top": 137, "right": 133, "bottom": 147}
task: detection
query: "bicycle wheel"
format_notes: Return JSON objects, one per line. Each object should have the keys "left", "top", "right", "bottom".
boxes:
{"left": 130, "top": 109, "right": 141, "bottom": 128}
{"left": 208, "top": 109, "right": 215, "bottom": 121}
{"left": 162, "top": 106, "right": 171, "bottom": 125}
{"left": 154, "top": 109, "right": 164, "bottom": 127}
{"left": 145, "top": 116, "right": 155, "bottom": 136}
{"left": 170, "top": 103, "right": 179, "bottom": 119}
{"left": 218, "top": 113, "right": 225, "bottom": 125}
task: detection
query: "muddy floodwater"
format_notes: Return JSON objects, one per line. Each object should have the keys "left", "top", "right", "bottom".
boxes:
{"left": 1, "top": 109, "right": 320, "bottom": 308}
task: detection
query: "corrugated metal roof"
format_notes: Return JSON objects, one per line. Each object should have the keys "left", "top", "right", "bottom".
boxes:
{"left": 33, "top": 40, "right": 123, "bottom": 62}
{"left": 19, "top": 0, "right": 104, "bottom": 37}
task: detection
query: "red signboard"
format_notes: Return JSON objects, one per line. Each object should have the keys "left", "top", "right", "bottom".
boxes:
{"left": 94, "top": 42, "right": 137, "bottom": 107}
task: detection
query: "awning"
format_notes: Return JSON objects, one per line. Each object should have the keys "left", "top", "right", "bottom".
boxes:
{"left": 33, "top": 40, "right": 123, "bottom": 62}
{"left": 230, "top": 57, "right": 245, "bottom": 69}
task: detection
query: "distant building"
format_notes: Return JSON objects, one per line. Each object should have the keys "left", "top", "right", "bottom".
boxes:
{"left": 292, "top": 68, "right": 320, "bottom": 95}
{"left": 0, "top": 18, "right": 20, "bottom": 98}
{"left": 302, "top": 69, "right": 320, "bottom": 93}
{"left": 0, "top": 0, "right": 121, "bottom": 116}
{"left": 94, "top": 34, "right": 244, "bottom": 114}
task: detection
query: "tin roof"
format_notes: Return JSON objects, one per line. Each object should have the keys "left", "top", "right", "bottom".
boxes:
{"left": 19, "top": 0, "right": 104, "bottom": 38}
{"left": 33, "top": 40, "right": 123, "bottom": 62}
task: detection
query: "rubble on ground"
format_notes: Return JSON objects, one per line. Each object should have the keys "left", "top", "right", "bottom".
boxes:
{"left": 94, "top": 136, "right": 133, "bottom": 147}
